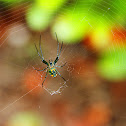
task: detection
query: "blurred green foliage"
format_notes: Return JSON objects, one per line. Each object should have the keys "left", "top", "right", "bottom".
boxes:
{"left": 1, "top": 0, "right": 125, "bottom": 43}
{"left": 8, "top": 111, "right": 46, "bottom": 126}
{"left": 26, "top": 5, "right": 53, "bottom": 31}
{"left": 97, "top": 46, "right": 126, "bottom": 81}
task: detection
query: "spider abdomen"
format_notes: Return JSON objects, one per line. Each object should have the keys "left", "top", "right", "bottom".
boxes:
{"left": 48, "top": 68, "right": 57, "bottom": 77}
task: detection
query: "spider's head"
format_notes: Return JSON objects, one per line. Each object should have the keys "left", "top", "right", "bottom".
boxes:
{"left": 49, "top": 60, "right": 53, "bottom": 67}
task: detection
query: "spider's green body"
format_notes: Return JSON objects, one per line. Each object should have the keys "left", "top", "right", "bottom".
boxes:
{"left": 47, "top": 60, "right": 57, "bottom": 77}
{"left": 34, "top": 33, "right": 66, "bottom": 87}
{"left": 48, "top": 67, "right": 57, "bottom": 77}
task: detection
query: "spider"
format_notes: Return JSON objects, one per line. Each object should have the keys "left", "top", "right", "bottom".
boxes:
{"left": 34, "top": 33, "right": 66, "bottom": 87}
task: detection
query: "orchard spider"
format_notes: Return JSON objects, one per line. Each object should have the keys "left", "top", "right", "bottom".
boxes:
{"left": 34, "top": 33, "right": 66, "bottom": 87}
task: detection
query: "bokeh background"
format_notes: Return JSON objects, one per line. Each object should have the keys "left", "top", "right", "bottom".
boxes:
{"left": 0, "top": 0, "right": 126, "bottom": 126}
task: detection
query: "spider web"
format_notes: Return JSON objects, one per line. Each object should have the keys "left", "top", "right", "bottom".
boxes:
{"left": 0, "top": 0, "right": 125, "bottom": 124}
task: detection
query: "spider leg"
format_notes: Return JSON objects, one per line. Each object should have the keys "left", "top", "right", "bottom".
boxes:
{"left": 56, "top": 62, "right": 67, "bottom": 68}
{"left": 56, "top": 70, "right": 66, "bottom": 82}
{"left": 39, "top": 34, "right": 44, "bottom": 58}
{"left": 34, "top": 42, "right": 49, "bottom": 66}
{"left": 58, "top": 41, "right": 63, "bottom": 57}
{"left": 42, "top": 72, "right": 48, "bottom": 87}
{"left": 33, "top": 67, "right": 48, "bottom": 71}
{"left": 54, "top": 33, "right": 63, "bottom": 65}
{"left": 55, "top": 32, "right": 59, "bottom": 57}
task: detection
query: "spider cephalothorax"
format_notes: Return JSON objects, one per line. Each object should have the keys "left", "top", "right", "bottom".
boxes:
{"left": 34, "top": 33, "right": 66, "bottom": 87}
